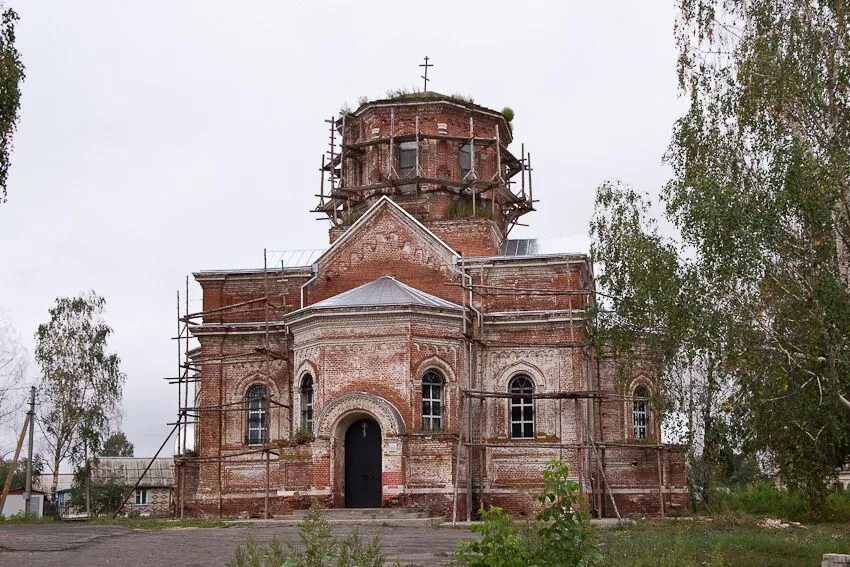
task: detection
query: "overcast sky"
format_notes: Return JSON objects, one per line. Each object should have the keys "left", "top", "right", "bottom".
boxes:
{"left": 0, "top": 1, "right": 684, "bottom": 458}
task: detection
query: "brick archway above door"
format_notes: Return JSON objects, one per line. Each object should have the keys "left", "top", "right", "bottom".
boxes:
{"left": 316, "top": 391, "right": 406, "bottom": 439}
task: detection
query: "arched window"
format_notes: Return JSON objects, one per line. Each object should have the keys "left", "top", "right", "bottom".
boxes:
{"left": 300, "top": 374, "right": 314, "bottom": 434}
{"left": 246, "top": 384, "right": 268, "bottom": 445}
{"left": 422, "top": 370, "right": 444, "bottom": 432}
{"left": 509, "top": 375, "right": 534, "bottom": 438}
{"left": 633, "top": 385, "right": 650, "bottom": 440}
{"left": 459, "top": 142, "right": 472, "bottom": 180}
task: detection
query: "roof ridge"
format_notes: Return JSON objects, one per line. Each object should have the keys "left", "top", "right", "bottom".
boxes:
{"left": 307, "top": 276, "right": 461, "bottom": 311}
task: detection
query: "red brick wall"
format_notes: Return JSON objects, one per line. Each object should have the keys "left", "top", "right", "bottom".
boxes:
{"left": 182, "top": 191, "right": 689, "bottom": 519}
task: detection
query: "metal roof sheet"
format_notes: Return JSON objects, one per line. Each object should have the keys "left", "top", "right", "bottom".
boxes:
{"left": 92, "top": 457, "right": 173, "bottom": 487}
{"left": 267, "top": 249, "right": 326, "bottom": 268}
{"left": 498, "top": 237, "right": 583, "bottom": 257}
{"left": 310, "top": 276, "right": 462, "bottom": 310}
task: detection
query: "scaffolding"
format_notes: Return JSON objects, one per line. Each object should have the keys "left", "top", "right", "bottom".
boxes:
{"left": 313, "top": 106, "right": 535, "bottom": 235}
{"left": 166, "top": 250, "right": 290, "bottom": 520}
{"left": 136, "top": 109, "right": 671, "bottom": 521}
{"left": 444, "top": 271, "right": 674, "bottom": 523}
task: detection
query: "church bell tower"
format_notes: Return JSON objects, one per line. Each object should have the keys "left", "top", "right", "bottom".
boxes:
{"left": 313, "top": 92, "right": 535, "bottom": 257}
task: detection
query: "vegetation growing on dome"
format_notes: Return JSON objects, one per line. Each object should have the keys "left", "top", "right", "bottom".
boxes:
{"left": 338, "top": 90, "right": 514, "bottom": 128}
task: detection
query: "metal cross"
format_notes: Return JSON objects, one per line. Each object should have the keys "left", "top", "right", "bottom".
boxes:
{"left": 361, "top": 421, "right": 368, "bottom": 438}
{"left": 419, "top": 56, "right": 433, "bottom": 92}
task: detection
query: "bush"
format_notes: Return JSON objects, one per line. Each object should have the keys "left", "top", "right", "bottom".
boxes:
{"left": 710, "top": 480, "right": 850, "bottom": 522}
{"left": 446, "top": 200, "right": 493, "bottom": 220}
{"left": 452, "top": 460, "right": 600, "bottom": 567}
{"left": 0, "top": 510, "right": 50, "bottom": 524}
{"left": 227, "top": 504, "right": 388, "bottom": 567}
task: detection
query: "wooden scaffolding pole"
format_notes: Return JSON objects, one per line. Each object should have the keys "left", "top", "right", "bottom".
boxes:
{"left": 0, "top": 414, "right": 30, "bottom": 516}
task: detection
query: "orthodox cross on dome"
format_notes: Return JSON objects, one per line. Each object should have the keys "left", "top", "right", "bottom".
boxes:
{"left": 419, "top": 56, "right": 433, "bottom": 92}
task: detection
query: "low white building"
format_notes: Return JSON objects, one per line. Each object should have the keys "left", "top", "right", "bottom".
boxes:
{"left": 0, "top": 488, "right": 44, "bottom": 518}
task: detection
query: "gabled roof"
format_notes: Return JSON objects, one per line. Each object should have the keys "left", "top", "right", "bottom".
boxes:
{"left": 92, "top": 457, "right": 173, "bottom": 488}
{"left": 309, "top": 276, "right": 461, "bottom": 311}
{"left": 314, "top": 196, "right": 459, "bottom": 268}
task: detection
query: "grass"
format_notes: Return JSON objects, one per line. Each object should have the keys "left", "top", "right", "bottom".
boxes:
{"left": 0, "top": 512, "right": 55, "bottom": 524}
{"left": 598, "top": 515, "right": 850, "bottom": 566}
{"left": 89, "top": 516, "right": 229, "bottom": 531}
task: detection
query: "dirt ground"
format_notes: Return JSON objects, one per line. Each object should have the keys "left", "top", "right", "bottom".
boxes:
{"left": 0, "top": 522, "right": 477, "bottom": 566}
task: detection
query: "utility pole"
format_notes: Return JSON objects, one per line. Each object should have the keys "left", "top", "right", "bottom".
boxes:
{"left": 84, "top": 438, "right": 91, "bottom": 518}
{"left": 24, "top": 385, "right": 34, "bottom": 516}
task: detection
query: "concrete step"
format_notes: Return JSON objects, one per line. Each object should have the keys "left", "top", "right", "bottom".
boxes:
{"left": 290, "top": 507, "right": 429, "bottom": 520}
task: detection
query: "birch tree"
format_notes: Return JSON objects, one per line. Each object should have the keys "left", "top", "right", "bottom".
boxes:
{"left": 592, "top": 0, "right": 850, "bottom": 516}
{"left": 34, "top": 292, "right": 125, "bottom": 500}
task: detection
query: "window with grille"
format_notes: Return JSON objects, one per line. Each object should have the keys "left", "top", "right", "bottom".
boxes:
{"left": 460, "top": 142, "right": 472, "bottom": 179}
{"left": 509, "top": 375, "right": 534, "bottom": 438}
{"left": 247, "top": 384, "right": 268, "bottom": 445}
{"left": 301, "top": 374, "right": 314, "bottom": 434}
{"left": 399, "top": 141, "right": 417, "bottom": 178}
{"left": 422, "top": 370, "right": 444, "bottom": 432}
{"left": 633, "top": 385, "right": 649, "bottom": 440}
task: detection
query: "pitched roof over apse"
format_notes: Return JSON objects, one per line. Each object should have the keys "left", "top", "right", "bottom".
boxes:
{"left": 309, "top": 276, "right": 462, "bottom": 311}
{"left": 92, "top": 457, "right": 173, "bottom": 488}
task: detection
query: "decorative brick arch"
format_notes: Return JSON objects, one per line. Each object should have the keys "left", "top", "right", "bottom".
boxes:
{"left": 413, "top": 355, "right": 456, "bottom": 383}
{"left": 316, "top": 392, "right": 406, "bottom": 439}
{"left": 229, "top": 370, "right": 282, "bottom": 402}
{"left": 495, "top": 360, "right": 546, "bottom": 392}
{"left": 295, "top": 359, "right": 319, "bottom": 384}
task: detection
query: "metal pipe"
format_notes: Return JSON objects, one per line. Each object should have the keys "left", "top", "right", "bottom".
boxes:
{"left": 300, "top": 264, "right": 319, "bottom": 309}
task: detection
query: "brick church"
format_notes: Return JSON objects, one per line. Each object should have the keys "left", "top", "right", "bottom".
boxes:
{"left": 176, "top": 92, "right": 688, "bottom": 520}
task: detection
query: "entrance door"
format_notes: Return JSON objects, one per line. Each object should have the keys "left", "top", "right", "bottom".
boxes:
{"left": 344, "top": 418, "right": 382, "bottom": 508}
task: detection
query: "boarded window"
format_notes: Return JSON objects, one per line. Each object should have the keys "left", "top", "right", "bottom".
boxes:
{"left": 460, "top": 142, "right": 472, "bottom": 179}
{"left": 399, "top": 141, "right": 417, "bottom": 178}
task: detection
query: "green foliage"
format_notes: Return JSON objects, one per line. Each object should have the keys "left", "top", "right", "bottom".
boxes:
{"left": 534, "top": 460, "right": 601, "bottom": 566}
{"left": 291, "top": 428, "right": 313, "bottom": 445}
{"left": 379, "top": 89, "right": 475, "bottom": 106}
{"left": 0, "top": 510, "right": 52, "bottom": 524}
{"left": 228, "top": 535, "right": 291, "bottom": 567}
{"left": 453, "top": 460, "right": 599, "bottom": 567}
{"left": 91, "top": 516, "right": 227, "bottom": 530}
{"left": 35, "top": 292, "right": 127, "bottom": 483}
{"left": 709, "top": 481, "right": 850, "bottom": 523}
{"left": 100, "top": 432, "right": 134, "bottom": 457}
{"left": 501, "top": 107, "right": 514, "bottom": 122}
{"left": 227, "top": 504, "right": 388, "bottom": 567}
{"left": 0, "top": 456, "right": 43, "bottom": 490}
{"left": 70, "top": 465, "right": 129, "bottom": 517}
{"left": 446, "top": 200, "right": 493, "bottom": 220}
{"left": 0, "top": 8, "right": 24, "bottom": 203}
{"left": 591, "top": 0, "right": 850, "bottom": 517}
{"left": 598, "top": 516, "right": 850, "bottom": 567}
{"left": 453, "top": 507, "right": 529, "bottom": 567}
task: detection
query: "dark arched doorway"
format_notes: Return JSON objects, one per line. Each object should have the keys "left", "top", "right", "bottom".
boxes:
{"left": 344, "top": 417, "right": 382, "bottom": 508}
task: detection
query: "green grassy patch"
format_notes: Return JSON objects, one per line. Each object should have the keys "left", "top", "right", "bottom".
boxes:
{"left": 598, "top": 515, "right": 850, "bottom": 566}
{"left": 89, "top": 516, "right": 229, "bottom": 531}
{"left": 0, "top": 512, "right": 55, "bottom": 524}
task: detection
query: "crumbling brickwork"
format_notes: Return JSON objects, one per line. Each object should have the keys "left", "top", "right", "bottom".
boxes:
{"left": 179, "top": 94, "right": 688, "bottom": 519}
